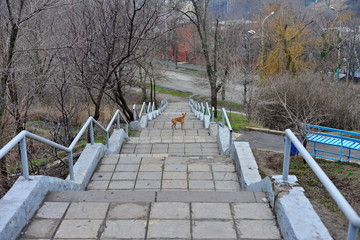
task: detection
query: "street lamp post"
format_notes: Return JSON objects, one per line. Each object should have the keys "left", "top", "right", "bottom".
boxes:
{"left": 261, "top": 11, "right": 275, "bottom": 76}
{"left": 331, "top": 6, "right": 341, "bottom": 86}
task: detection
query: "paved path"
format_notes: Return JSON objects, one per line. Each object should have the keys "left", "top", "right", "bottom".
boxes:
{"left": 17, "top": 102, "right": 281, "bottom": 240}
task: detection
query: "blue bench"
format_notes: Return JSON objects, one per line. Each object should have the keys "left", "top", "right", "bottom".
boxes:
{"left": 304, "top": 124, "right": 360, "bottom": 162}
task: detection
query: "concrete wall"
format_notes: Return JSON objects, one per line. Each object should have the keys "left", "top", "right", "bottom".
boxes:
{"left": 230, "top": 142, "right": 262, "bottom": 191}
{"left": 0, "top": 129, "right": 126, "bottom": 240}
{"left": 107, "top": 129, "right": 128, "bottom": 154}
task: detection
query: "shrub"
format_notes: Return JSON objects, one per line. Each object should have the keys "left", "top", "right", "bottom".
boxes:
{"left": 255, "top": 71, "right": 360, "bottom": 131}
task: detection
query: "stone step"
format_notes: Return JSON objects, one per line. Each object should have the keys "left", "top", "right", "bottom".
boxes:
{"left": 19, "top": 191, "right": 281, "bottom": 240}
{"left": 121, "top": 142, "right": 220, "bottom": 155}
{"left": 88, "top": 154, "right": 240, "bottom": 191}
{"left": 127, "top": 136, "right": 217, "bottom": 144}
{"left": 107, "top": 154, "right": 234, "bottom": 164}
{"left": 45, "top": 190, "right": 266, "bottom": 203}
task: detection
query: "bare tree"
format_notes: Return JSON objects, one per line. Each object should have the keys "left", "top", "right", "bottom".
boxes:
{"left": 65, "top": 0, "right": 166, "bottom": 121}
{"left": 175, "top": 0, "right": 226, "bottom": 116}
{"left": 0, "top": 0, "right": 62, "bottom": 179}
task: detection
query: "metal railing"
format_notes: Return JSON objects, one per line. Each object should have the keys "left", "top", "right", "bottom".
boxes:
{"left": 133, "top": 102, "right": 151, "bottom": 120}
{"left": 283, "top": 129, "right": 360, "bottom": 240}
{"left": 0, "top": 110, "right": 128, "bottom": 181}
{"left": 189, "top": 99, "right": 215, "bottom": 125}
{"left": 218, "top": 108, "right": 233, "bottom": 147}
{"left": 133, "top": 100, "right": 168, "bottom": 124}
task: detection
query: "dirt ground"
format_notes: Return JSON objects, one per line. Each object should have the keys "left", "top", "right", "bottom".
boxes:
{"left": 253, "top": 148, "right": 360, "bottom": 240}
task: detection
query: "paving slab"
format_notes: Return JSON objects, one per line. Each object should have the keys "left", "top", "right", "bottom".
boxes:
{"left": 213, "top": 172, "right": 238, "bottom": 181}
{"left": 162, "top": 179, "right": 188, "bottom": 189}
{"left": 215, "top": 180, "right": 241, "bottom": 191}
{"left": 86, "top": 180, "right": 109, "bottom": 190}
{"left": 192, "top": 203, "right": 232, "bottom": 219}
{"left": 188, "top": 171, "right": 212, "bottom": 180}
{"left": 147, "top": 220, "right": 191, "bottom": 239}
{"left": 65, "top": 202, "right": 109, "bottom": 219}
{"left": 233, "top": 203, "right": 275, "bottom": 220}
{"left": 164, "top": 163, "right": 187, "bottom": 171}
{"left": 91, "top": 172, "right": 113, "bottom": 181}
{"left": 135, "top": 180, "right": 161, "bottom": 189}
{"left": 21, "top": 219, "right": 59, "bottom": 239}
{"left": 115, "top": 164, "right": 140, "bottom": 172}
{"left": 236, "top": 219, "right": 281, "bottom": 239}
{"left": 35, "top": 202, "right": 69, "bottom": 219}
{"left": 188, "top": 164, "right": 211, "bottom": 172}
{"left": 108, "top": 203, "right": 149, "bottom": 219}
{"left": 108, "top": 180, "right": 135, "bottom": 190}
{"left": 137, "top": 171, "right": 162, "bottom": 180}
{"left": 189, "top": 180, "right": 215, "bottom": 190}
{"left": 192, "top": 220, "right": 237, "bottom": 239}
{"left": 54, "top": 219, "right": 103, "bottom": 238}
{"left": 150, "top": 202, "right": 190, "bottom": 219}
{"left": 163, "top": 171, "right": 187, "bottom": 180}
{"left": 101, "top": 219, "right": 147, "bottom": 239}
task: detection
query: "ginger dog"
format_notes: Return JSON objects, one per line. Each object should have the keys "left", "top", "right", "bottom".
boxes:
{"left": 171, "top": 113, "right": 187, "bottom": 130}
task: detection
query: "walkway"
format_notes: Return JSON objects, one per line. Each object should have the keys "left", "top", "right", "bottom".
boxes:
{"left": 17, "top": 102, "right": 281, "bottom": 239}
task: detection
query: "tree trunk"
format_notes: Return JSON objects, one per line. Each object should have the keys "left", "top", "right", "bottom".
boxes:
{"left": 153, "top": 78, "right": 157, "bottom": 108}
{"left": 221, "top": 85, "right": 225, "bottom": 101}
{"left": 210, "top": 86, "right": 218, "bottom": 118}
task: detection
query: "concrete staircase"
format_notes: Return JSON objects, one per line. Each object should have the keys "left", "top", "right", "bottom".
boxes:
{"left": 17, "top": 102, "right": 281, "bottom": 239}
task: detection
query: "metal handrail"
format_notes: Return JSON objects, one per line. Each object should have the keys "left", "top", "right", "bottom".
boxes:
{"left": 220, "top": 108, "right": 233, "bottom": 146}
{"left": 283, "top": 129, "right": 360, "bottom": 240}
{"left": 0, "top": 109, "right": 129, "bottom": 182}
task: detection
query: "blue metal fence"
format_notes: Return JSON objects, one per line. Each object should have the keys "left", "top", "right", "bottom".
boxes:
{"left": 304, "top": 124, "right": 360, "bottom": 162}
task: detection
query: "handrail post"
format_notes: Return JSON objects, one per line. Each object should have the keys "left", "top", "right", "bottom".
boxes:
{"left": 106, "top": 132, "right": 109, "bottom": 149}
{"left": 212, "top": 107, "right": 215, "bottom": 122}
{"left": 222, "top": 110, "right": 225, "bottom": 127}
{"left": 20, "top": 137, "right": 29, "bottom": 180}
{"left": 125, "top": 122, "right": 129, "bottom": 135}
{"left": 116, "top": 114, "right": 120, "bottom": 129}
{"left": 68, "top": 151, "right": 74, "bottom": 181}
{"left": 340, "top": 132, "right": 344, "bottom": 161}
{"left": 229, "top": 130, "right": 233, "bottom": 146}
{"left": 90, "top": 120, "right": 95, "bottom": 145}
{"left": 283, "top": 135, "right": 291, "bottom": 181}
{"left": 133, "top": 104, "right": 137, "bottom": 120}
{"left": 347, "top": 223, "right": 359, "bottom": 240}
